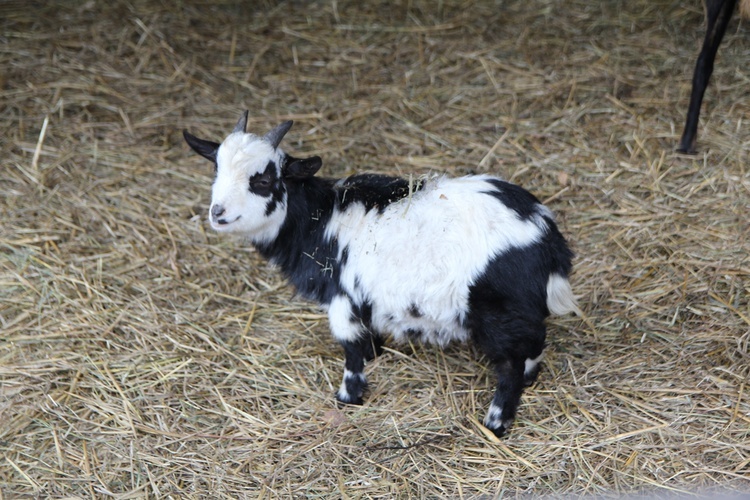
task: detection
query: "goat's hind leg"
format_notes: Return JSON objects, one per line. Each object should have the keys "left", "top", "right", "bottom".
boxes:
{"left": 472, "top": 312, "right": 546, "bottom": 438}
{"left": 523, "top": 350, "right": 545, "bottom": 387}
{"left": 483, "top": 358, "right": 527, "bottom": 438}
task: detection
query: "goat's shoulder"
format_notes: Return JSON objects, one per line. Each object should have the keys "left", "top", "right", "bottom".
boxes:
{"left": 334, "top": 173, "right": 425, "bottom": 214}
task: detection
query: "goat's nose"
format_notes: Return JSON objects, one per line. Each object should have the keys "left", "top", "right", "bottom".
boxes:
{"left": 211, "top": 204, "right": 226, "bottom": 220}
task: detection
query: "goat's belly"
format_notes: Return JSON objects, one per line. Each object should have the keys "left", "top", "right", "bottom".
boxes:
{"left": 340, "top": 235, "right": 480, "bottom": 347}
{"left": 371, "top": 303, "right": 471, "bottom": 347}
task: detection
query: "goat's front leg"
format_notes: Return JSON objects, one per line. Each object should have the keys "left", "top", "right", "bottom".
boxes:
{"left": 328, "top": 295, "right": 376, "bottom": 405}
{"left": 338, "top": 330, "right": 385, "bottom": 404}
{"left": 336, "top": 337, "right": 371, "bottom": 405}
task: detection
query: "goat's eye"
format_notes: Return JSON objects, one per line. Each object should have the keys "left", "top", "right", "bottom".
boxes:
{"left": 251, "top": 176, "right": 271, "bottom": 188}
{"left": 249, "top": 173, "right": 274, "bottom": 196}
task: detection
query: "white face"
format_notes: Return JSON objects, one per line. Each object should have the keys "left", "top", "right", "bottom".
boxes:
{"left": 209, "top": 132, "right": 288, "bottom": 244}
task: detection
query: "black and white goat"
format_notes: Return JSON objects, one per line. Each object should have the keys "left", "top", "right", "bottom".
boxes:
{"left": 184, "top": 112, "right": 579, "bottom": 437}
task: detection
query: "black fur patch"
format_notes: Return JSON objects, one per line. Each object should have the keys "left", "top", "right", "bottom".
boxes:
{"left": 466, "top": 216, "right": 573, "bottom": 361}
{"left": 408, "top": 303, "right": 423, "bottom": 318}
{"left": 340, "top": 246, "right": 350, "bottom": 267}
{"left": 336, "top": 174, "right": 425, "bottom": 214}
{"left": 351, "top": 299, "right": 373, "bottom": 328}
{"left": 483, "top": 179, "right": 542, "bottom": 219}
{"left": 248, "top": 161, "right": 285, "bottom": 216}
{"left": 254, "top": 176, "right": 342, "bottom": 305}
{"left": 249, "top": 161, "right": 278, "bottom": 197}
{"left": 405, "top": 328, "right": 424, "bottom": 340}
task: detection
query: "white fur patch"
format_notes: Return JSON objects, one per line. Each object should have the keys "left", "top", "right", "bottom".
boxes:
{"left": 524, "top": 352, "right": 544, "bottom": 377}
{"left": 327, "top": 295, "right": 362, "bottom": 342}
{"left": 483, "top": 402, "right": 504, "bottom": 429}
{"left": 210, "top": 132, "right": 287, "bottom": 244}
{"left": 337, "top": 369, "right": 366, "bottom": 402}
{"left": 546, "top": 273, "right": 580, "bottom": 316}
{"left": 326, "top": 175, "right": 547, "bottom": 347}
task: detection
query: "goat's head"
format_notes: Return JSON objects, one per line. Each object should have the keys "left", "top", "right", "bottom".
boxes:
{"left": 184, "top": 111, "right": 321, "bottom": 243}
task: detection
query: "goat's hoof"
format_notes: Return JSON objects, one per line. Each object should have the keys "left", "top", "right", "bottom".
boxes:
{"left": 335, "top": 391, "right": 364, "bottom": 406}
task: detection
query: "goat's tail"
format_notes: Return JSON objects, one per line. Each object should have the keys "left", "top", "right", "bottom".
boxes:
{"left": 546, "top": 273, "right": 582, "bottom": 317}
{"left": 742, "top": 0, "right": 750, "bottom": 19}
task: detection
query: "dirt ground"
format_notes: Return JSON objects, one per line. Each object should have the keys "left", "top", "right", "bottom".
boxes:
{"left": 1, "top": 0, "right": 749, "bottom": 497}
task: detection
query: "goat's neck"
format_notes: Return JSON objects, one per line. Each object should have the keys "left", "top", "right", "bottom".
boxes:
{"left": 255, "top": 177, "right": 341, "bottom": 304}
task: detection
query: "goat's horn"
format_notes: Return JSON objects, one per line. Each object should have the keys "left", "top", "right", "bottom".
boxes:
{"left": 264, "top": 120, "right": 294, "bottom": 149}
{"left": 232, "top": 110, "right": 249, "bottom": 133}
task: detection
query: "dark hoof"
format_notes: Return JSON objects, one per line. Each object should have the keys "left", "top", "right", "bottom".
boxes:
{"left": 676, "top": 145, "right": 697, "bottom": 155}
{"left": 487, "top": 423, "right": 508, "bottom": 438}
{"left": 483, "top": 404, "right": 513, "bottom": 438}
{"left": 335, "top": 393, "right": 364, "bottom": 406}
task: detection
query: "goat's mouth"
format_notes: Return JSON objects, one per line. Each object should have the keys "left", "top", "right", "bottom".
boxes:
{"left": 211, "top": 215, "right": 241, "bottom": 229}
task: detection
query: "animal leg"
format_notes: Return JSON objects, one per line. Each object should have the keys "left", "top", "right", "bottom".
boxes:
{"left": 523, "top": 351, "right": 545, "bottom": 387}
{"left": 678, "top": 0, "right": 738, "bottom": 153}
{"left": 364, "top": 333, "right": 384, "bottom": 361}
{"left": 328, "top": 295, "right": 373, "bottom": 404}
{"left": 482, "top": 359, "right": 527, "bottom": 438}
{"left": 336, "top": 336, "right": 373, "bottom": 405}
{"left": 470, "top": 306, "right": 546, "bottom": 437}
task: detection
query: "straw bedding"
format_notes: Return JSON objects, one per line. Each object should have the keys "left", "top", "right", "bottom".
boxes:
{"left": 1, "top": 0, "right": 748, "bottom": 497}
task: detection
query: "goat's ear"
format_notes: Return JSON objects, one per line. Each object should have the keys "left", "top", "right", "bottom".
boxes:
{"left": 183, "top": 130, "right": 220, "bottom": 163}
{"left": 283, "top": 155, "right": 322, "bottom": 180}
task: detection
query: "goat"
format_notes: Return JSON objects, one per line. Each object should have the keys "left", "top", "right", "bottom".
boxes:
{"left": 678, "top": 0, "right": 749, "bottom": 153}
{"left": 183, "top": 112, "right": 579, "bottom": 437}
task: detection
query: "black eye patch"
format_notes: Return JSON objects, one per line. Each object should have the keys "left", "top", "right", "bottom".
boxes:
{"left": 249, "top": 161, "right": 279, "bottom": 197}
